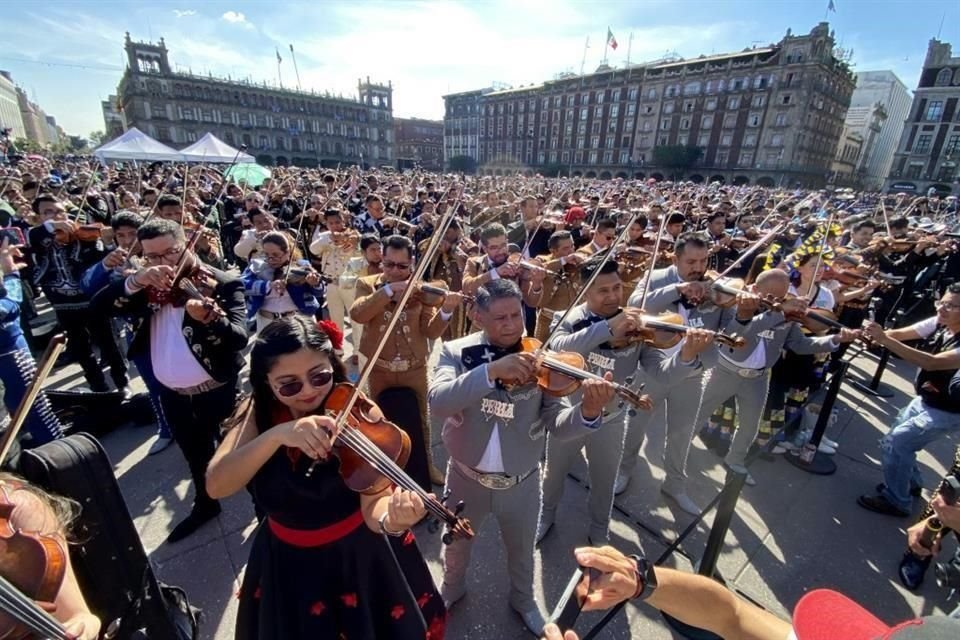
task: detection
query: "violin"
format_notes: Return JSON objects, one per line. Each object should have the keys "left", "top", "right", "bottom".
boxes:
{"left": 497, "top": 337, "right": 649, "bottom": 409}
{"left": 0, "top": 479, "right": 69, "bottom": 640}
{"left": 506, "top": 252, "right": 552, "bottom": 275}
{"left": 145, "top": 254, "right": 224, "bottom": 320}
{"left": 53, "top": 222, "right": 107, "bottom": 245}
{"left": 286, "top": 266, "right": 327, "bottom": 287}
{"left": 316, "top": 384, "right": 474, "bottom": 544}
{"left": 609, "top": 310, "right": 746, "bottom": 350}
{"left": 414, "top": 282, "right": 471, "bottom": 307}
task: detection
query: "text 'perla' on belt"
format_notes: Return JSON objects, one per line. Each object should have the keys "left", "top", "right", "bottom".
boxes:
{"left": 374, "top": 357, "right": 423, "bottom": 372}
{"left": 173, "top": 378, "right": 227, "bottom": 396}
{"left": 453, "top": 459, "right": 537, "bottom": 490}
{"left": 717, "top": 355, "right": 766, "bottom": 379}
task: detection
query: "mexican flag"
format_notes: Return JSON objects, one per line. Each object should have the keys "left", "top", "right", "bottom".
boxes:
{"left": 607, "top": 27, "right": 618, "bottom": 50}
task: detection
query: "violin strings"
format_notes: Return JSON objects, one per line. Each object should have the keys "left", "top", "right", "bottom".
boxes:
{"left": 335, "top": 427, "right": 452, "bottom": 522}
{"left": 0, "top": 575, "right": 67, "bottom": 639}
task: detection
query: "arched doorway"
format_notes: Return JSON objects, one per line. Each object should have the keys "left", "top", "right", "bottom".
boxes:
{"left": 615, "top": 171, "right": 628, "bottom": 179}
{"left": 585, "top": 171, "right": 597, "bottom": 178}
{"left": 599, "top": 171, "right": 612, "bottom": 179}
{"left": 709, "top": 174, "right": 725, "bottom": 184}
{"left": 688, "top": 174, "right": 704, "bottom": 183}
{"left": 275, "top": 156, "right": 289, "bottom": 167}
{"left": 634, "top": 172, "right": 646, "bottom": 179}
{"left": 573, "top": 171, "right": 583, "bottom": 178}
{"left": 756, "top": 176, "right": 775, "bottom": 187}
{"left": 733, "top": 175, "right": 750, "bottom": 186}
{"left": 651, "top": 173, "right": 665, "bottom": 181}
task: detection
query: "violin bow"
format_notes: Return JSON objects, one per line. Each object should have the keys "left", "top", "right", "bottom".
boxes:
{"left": 634, "top": 209, "right": 668, "bottom": 313}
{"left": 540, "top": 211, "right": 641, "bottom": 352}
{"left": 305, "top": 186, "right": 462, "bottom": 478}
{"left": 0, "top": 574, "right": 69, "bottom": 640}
{"left": 710, "top": 221, "right": 787, "bottom": 282}
{"left": 805, "top": 211, "right": 837, "bottom": 303}
{"left": 0, "top": 334, "right": 67, "bottom": 465}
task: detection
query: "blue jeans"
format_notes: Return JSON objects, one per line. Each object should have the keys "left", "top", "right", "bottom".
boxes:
{"left": 131, "top": 352, "right": 172, "bottom": 440}
{"left": 0, "top": 344, "right": 64, "bottom": 446}
{"left": 880, "top": 397, "right": 960, "bottom": 511}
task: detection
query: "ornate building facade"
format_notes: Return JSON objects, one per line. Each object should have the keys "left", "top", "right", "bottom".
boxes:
{"left": 444, "top": 23, "right": 855, "bottom": 188}
{"left": 115, "top": 33, "right": 394, "bottom": 167}
{"left": 394, "top": 117, "right": 443, "bottom": 170}
{"left": 884, "top": 38, "right": 960, "bottom": 196}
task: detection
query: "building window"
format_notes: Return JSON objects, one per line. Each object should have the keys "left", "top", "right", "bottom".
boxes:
{"left": 925, "top": 101, "right": 943, "bottom": 121}
{"left": 748, "top": 113, "right": 761, "bottom": 127}
{"left": 626, "top": 103, "right": 636, "bottom": 116}
{"left": 945, "top": 135, "right": 960, "bottom": 155}
{"left": 605, "top": 137, "right": 615, "bottom": 149}
{"left": 771, "top": 133, "right": 784, "bottom": 147}
{"left": 936, "top": 69, "right": 953, "bottom": 86}
{"left": 610, "top": 104, "right": 620, "bottom": 117}
{"left": 775, "top": 113, "right": 788, "bottom": 127}
{"left": 658, "top": 135, "right": 669, "bottom": 146}
{"left": 914, "top": 134, "right": 932, "bottom": 153}
{"left": 678, "top": 135, "right": 688, "bottom": 146}
{"left": 577, "top": 136, "right": 585, "bottom": 149}
{"left": 723, "top": 114, "right": 737, "bottom": 128}
{"left": 680, "top": 118, "right": 691, "bottom": 130}
{"left": 663, "top": 102, "right": 675, "bottom": 114}
{"left": 580, "top": 108, "right": 589, "bottom": 120}
{"left": 937, "top": 164, "right": 955, "bottom": 181}
{"left": 781, "top": 95, "right": 792, "bottom": 105}
{"left": 588, "top": 151, "right": 598, "bottom": 164}
{"left": 716, "top": 150, "right": 729, "bottom": 165}
{"left": 628, "top": 87, "right": 638, "bottom": 101}
{"left": 666, "top": 86, "right": 677, "bottom": 98}
{"left": 644, "top": 105, "right": 654, "bottom": 115}
{"left": 740, "top": 151, "right": 754, "bottom": 166}
{"left": 575, "top": 151, "right": 584, "bottom": 163}
{"left": 642, "top": 120, "right": 652, "bottom": 131}
{"left": 752, "top": 96, "right": 765, "bottom": 108}
{"left": 561, "top": 151, "right": 570, "bottom": 163}
{"left": 698, "top": 134, "right": 710, "bottom": 146}
{"left": 684, "top": 82, "right": 701, "bottom": 96}
{"left": 906, "top": 163, "right": 923, "bottom": 179}
{"left": 591, "top": 135, "right": 600, "bottom": 148}
{"left": 720, "top": 134, "right": 733, "bottom": 146}
{"left": 619, "top": 150, "right": 629, "bottom": 164}
{"left": 705, "top": 98, "right": 717, "bottom": 111}
{"left": 728, "top": 97, "right": 740, "bottom": 109}
{"left": 661, "top": 119, "right": 671, "bottom": 130}
{"left": 622, "top": 135, "right": 631, "bottom": 147}
{"left": 647, "top": 88, "right": 657, "bottom": 100}
{"left": 743, "top": 133, "right": 757, "bottom": 146}
{"left": 701, "top": 115, "right": 714, "bottom": 130}
{"left": 683, "top": 101, "right": 694, "bottom": 113}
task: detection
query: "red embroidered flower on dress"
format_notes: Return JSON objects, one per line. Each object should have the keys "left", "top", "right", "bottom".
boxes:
{"left": 416, "top": 592, "right": 431, "bottom": 608}
{"left": 310, "top": 601, "right": 326, "bottom": 616}
{"left": 425, "top": 613, "right": 447, "bottom": 639}
{"left": 340, "top": 592, "right": 358, "bottom": 608}
{"left": 402, "top": 530, "right": 416, "bottom": 546}
{"left": 390, "top": 604, "right": 405, "bottom": 620}
{"left": 253, "top": 586, "right": 262, "bottom": 600}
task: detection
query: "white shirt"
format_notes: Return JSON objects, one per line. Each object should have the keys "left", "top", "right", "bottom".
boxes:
{"left": 150, "top": 305, "right": 214, "bottom": 390}
{"left": 789, "top": 284, "right": 835, "bottom": 311}
{"left": 723, "top": 332, "right": 767, "bottom": 369}
{"left": 261, "top": 285, "right": 299, "bottom": 313}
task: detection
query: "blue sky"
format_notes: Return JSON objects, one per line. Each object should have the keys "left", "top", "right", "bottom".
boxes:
{"left": 1, "top": 0, "right": 958, "bottom": 138}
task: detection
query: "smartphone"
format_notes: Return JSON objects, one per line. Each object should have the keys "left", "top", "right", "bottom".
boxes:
{"left": 549, "top": 565, "right": 600, "bottom": 630}
{"left": 939, "top": 475, "right": 960, "bottom": 504}
{"left": 0, "top": 227, "right": 25, "bottom": 247}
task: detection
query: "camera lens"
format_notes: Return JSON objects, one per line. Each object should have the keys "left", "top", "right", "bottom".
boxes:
{"left": 934, "top": 559, "right": 960, "bottom": 590}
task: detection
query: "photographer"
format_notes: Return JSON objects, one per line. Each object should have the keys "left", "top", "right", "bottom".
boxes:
{"left": 541, "top": 545, "right": 959, "bottom": 640}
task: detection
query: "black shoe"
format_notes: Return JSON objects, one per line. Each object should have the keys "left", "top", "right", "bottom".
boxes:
{"left": 699, "top": 427, "right": 720, "bottom": 452}
{"left": 856, "top": 494, "right": 910, "bottom": 518}
{"left": 875, "top": 483, "right": 922, "bottom": 498}
{"left": 166, "top": 502, "right": 221, "bottom": 544}
{"left": 715, "top": 437, "right": 731, "bottom": 458}
{"left": 898, "top": 551, "right": 931, "bottom": 590}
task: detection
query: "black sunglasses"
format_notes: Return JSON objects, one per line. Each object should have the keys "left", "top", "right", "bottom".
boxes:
{"left": 273, "top": 369, "right": 334, "bottom": 398}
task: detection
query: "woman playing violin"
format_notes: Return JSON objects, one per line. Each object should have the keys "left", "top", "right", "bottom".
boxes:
{"left": 206, "top": 317, "right": 446, "bottom": 640}
{"left": 0, "top": 473, "right": 100, "bottom": 639}
{"left": 242, "top": 231, "right": 325, "bottom": 333}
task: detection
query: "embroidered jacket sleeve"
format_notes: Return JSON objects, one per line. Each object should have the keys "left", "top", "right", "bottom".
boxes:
{"left": 349, "top": 277, "right": 391, "bottom": 324}
{"left": 428, "top": 343, "right": 495, "bottom": 418}
{"left": 783, "top": 322, "right": 839, "bottom": 355}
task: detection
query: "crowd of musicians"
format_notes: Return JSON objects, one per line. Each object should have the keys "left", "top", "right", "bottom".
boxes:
{"left": 1, "top": 155, "right": 960, "bottom": 639}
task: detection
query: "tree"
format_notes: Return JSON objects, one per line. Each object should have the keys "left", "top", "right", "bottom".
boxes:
{"left": 652, "top": 145, "right": 704, "bottom": 180}
{"left": 12, "top": 137, "right": 43, "bottom": 154}
{"left": 447, "top": 155, "right": 477, "bottom": 174}
{"left": 88, "top": 130, "right": 107, "bottom": 147}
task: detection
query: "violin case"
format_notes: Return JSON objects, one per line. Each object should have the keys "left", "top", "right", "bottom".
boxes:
{"left": 19, "top": 433, "right": 199, "bottom": 640}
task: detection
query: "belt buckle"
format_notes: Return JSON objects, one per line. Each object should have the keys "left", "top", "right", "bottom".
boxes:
{"left": 479, "top": 473, "right": 513, "bottom": 490}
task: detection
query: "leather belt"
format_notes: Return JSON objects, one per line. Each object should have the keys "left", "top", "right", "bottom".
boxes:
{"left": 374, "top": 357, "right": 423, "bottom": 373}
{"left": 717, "top": 356, "right": 766, "bottom": 379}
{"left": 453, "top": 459, "right": 537, "bottom": 490}
{"left": 172, "top": 378, "right": 227, "bottom": 396}
{"left": 258, "top": 309, "right": 298, "bottom": 320}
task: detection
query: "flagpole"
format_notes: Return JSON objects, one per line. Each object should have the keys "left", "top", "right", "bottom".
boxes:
{"left": 626, "top": 32, "right": 633, "bottom": 66}
{"left": 290, "top": 44, "right": 302, "bottom": 91}
{"left": 276, "top": 48, "right": 284, "bottom": 90}
{"left": 580, "top": 36, "right": 590, "bottom": 77}
{"left": 602, "top": 29, "right": 609, "bottom": 65}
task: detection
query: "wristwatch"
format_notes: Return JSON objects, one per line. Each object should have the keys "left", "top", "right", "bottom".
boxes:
{"left": 629, "top": 554, "right": 658, "bottom": 600}
{"left": 378, "top": 511, "right": 405, "bottom": 537}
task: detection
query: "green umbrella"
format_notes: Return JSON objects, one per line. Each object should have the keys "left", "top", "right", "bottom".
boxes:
{"left": 225, "top": 163, "right": 271, "bottom": 187}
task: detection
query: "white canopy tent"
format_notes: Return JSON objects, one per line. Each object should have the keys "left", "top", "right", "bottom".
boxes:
{"left": 180, "top": 133, "right": 255, "bottom": 163}
{"left": 93, "top": 128, "right": 185, "bottom": 163}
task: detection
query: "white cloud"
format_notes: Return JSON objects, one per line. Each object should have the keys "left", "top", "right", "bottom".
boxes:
{"left": 221, "top": 10, "right": 250, "bottom": 26}
{"left": 173, "top": 10, "right": 196, "bottom": 19}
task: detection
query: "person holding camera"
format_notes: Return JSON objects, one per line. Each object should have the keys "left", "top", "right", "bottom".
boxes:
{"left": 541, "top": 544, "right": 959, "bottom": 640}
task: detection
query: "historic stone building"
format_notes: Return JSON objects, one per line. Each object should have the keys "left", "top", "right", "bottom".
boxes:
{"left": 394, "top": 117, "right": 443, "bottom": 170}
{"left": 444, "top": 22, "right": 855, "bottom": 188}
{"left": 115, "top": 33, "right": 394, "bottom": 167}
{"left": 884, "top": 38, "right": 960, "bottom": 196}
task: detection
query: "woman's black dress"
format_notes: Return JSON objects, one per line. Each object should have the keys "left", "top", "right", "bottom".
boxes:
{"left": 235, "top": 406, "right": 446, "bottom": 639}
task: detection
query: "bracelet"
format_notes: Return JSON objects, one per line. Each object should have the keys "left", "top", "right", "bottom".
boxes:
{"left": 629, "top": 554, "right": 657, "bottom": 600}
{"left": 378, "top": 511, "right": 405, "bottom": 537}
{"left": 382, "top": 283, "right": 395, "bottom": 298}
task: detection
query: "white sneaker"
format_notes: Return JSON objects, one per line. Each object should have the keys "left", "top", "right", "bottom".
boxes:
{"left": 660, "top": 487, "right": 702, "bottom": 516}
{"left": 148, "top": 436, "right": 173, "bottom": 456}
{"left": 821, "top": 436, "right": 839, "bottom": 450}
{"left": 817, "top": 441, "right": 837, "bottom": 455}
{"left": 772, "top": 441, "right": 798, "bottom": 454}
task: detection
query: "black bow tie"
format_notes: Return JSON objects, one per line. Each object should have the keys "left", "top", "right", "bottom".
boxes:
{"left": 461, "top": 341, "right": 522, "bottom": 371}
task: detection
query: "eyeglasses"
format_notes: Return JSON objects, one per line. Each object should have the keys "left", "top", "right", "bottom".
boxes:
{"left": 383, "top": 261, "right": 411, "bottom": 270}
{"left": 272, "top": 369, "right": 335, "bottom": 398}
{"left": 936, "top": 301, "right": 960, "bottom": 312}
{"left": 143, "top": 246, "right": 184, "bottom": 262}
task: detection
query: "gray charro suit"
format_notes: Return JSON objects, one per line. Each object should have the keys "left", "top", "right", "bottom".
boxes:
{"left": 429, "top": 331, "right": 600, "bottom": 611}
{"left": 624, "top": 266, "right": 744, "bottom": 494}
{"left": 543, "top": 303, "right": 699, "bottom": 541}
{"left": 701, "top": 310, "right": 840, "bottom": 467}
